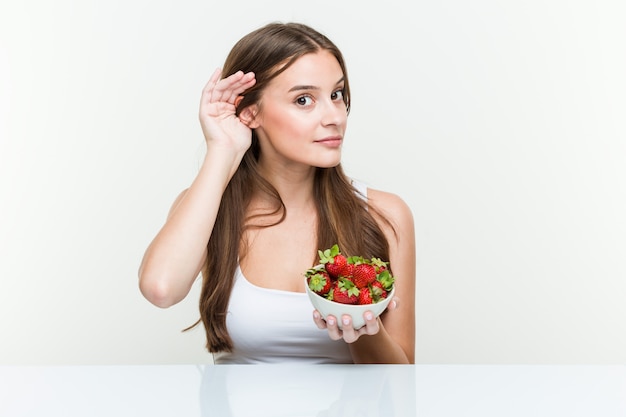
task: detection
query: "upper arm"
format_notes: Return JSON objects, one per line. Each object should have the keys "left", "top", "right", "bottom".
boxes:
{"left": 368, "top": 188, "right": 416, "bottom": 362}
{"left": 139, "top": 188, "right": 206, "bottom": 303}
{"left": 168, "top": 188, "right": 189, "bottom": 218}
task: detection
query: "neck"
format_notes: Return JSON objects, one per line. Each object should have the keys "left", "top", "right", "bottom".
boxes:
{"left": 257, "top": 165, "right": 316, "bottom": 210}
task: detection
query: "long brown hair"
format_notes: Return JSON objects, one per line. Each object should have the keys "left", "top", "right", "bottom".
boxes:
{"left": 191, "top": 22, "right": 392, "bottom": 352}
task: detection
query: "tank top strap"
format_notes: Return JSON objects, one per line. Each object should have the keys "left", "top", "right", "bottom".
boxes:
{"left": 350, "top": 178, "right": 368, "bottom": 200}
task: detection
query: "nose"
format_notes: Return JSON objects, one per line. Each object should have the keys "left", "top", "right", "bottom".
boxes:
{"left": 320, "top": 99, "right": 347, "bottom": 127}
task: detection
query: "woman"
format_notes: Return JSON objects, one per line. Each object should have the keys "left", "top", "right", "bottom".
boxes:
{"left": 139, "top": 22, "right": 415, "bottom": 364}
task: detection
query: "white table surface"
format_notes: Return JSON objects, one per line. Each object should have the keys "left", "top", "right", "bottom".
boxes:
{"left": 0, "top": 364, "right": 624, "bottom": 416}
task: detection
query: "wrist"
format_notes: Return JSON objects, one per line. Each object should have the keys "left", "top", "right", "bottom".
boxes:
{"left": 202, "top": 145, "right": 245, "bottom": 181}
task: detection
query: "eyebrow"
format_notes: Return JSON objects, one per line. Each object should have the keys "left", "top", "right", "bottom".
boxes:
{"left": 288, "top": 77, "right": 345, "bottom": 93}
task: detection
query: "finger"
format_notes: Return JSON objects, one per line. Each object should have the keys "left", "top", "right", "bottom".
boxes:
{"left": 202, "top": 69, "right": 240, "bottom": 105}
{"left": 210, "top": 71, "right": 255, "bottom": 104}
{"left": 362, "top": 312, "right": 381, "bottom": 335}
{"left": 339, "top": 315, "right": 360, "bottom": 343}
{"left": 325, "top": 315, "right": 343, "bottom": 341}
{"left": 312, "top": 310, "right": 327, "bottom": 330}
{"left": 201, "top": 68, "right": 223, "bottom": 104}
{"left": 223, "top": 72, "right": 256, "bottom": 104}
{"left": 387, "top": 296, "right": 400, "bottom": 312}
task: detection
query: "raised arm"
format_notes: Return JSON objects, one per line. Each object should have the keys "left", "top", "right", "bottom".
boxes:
{"left": 138, "top": 69, "right": 256, "bottom": 308}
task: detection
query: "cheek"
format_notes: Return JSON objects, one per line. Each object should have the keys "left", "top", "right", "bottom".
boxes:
{"left": 262, "top": 109, "right": 311, "bottom": 139}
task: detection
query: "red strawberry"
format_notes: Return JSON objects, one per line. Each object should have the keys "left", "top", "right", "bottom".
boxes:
{"left": 330, "top": 278, "right": 359, "bottom": 304}
{"left": 352, "top": 263, "right": 377, "bottom": 289}
{"left": 328, "top": 254, "right": 351, "bottom": 278}
{"left": 358, "top": 287, "right": 374, "bottom": 305}
{"left": 318, "top": 244, "right": 352, "bottom": 278}
{"left": 306, "top": 269, "right": 333, "bottom": 296}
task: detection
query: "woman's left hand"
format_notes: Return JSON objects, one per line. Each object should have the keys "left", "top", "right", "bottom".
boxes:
{"left": 312, "top": 298, "right": 399, "bottom": 343}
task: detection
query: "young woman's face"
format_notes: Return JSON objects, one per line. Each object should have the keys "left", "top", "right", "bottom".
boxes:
{"left": 251, "top": 50, "right": 348, "bottom": 170}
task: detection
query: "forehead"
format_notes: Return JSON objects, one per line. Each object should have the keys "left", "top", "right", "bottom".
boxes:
{"left": 269, "top": 51, "right": 344, "bottom": 90}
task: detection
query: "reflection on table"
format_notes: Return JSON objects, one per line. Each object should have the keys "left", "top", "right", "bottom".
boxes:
{"left": 199, "top": 364, "right": 416, "bottom": 417}
{"left": 0, "top": 364, "right": 625, "bottom": 416}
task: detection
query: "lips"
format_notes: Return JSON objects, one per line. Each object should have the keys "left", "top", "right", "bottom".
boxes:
{"left": 315, "top": 136, "right": 343, "bottom": 147}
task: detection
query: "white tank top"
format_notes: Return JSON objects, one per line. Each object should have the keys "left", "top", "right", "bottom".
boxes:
{"left": 212, "top": 266, "right": 353, "bottom": 364}
{"left": 212, "top": 179, "right": 368, "bottom": 364}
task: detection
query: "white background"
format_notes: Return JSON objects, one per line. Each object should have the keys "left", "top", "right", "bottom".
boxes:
{"left": 1, "top": 0, "right": 625, "bottom": 365}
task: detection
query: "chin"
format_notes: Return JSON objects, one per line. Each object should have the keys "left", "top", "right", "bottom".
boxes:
{"left": 314, "top": 159, "right": 342, "bottom": 169}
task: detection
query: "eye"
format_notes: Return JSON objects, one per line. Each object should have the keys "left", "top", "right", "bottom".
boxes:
{"left": 331, "top": 88, "right": 345, "bottom": 102}
{"left": 295, "top": 95, "right": 314, "bottom": 106}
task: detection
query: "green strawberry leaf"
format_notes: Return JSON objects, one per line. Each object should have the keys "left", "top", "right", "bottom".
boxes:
{"left": 377, "top": 270, "right": 395, "bottom": 290}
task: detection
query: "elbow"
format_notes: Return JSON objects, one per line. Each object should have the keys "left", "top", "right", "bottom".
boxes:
{"left": 138, "top": 268, "right": 184, "bottom": 309}
{"left": 140, "top": 283, "right": 177, "bottom": 309}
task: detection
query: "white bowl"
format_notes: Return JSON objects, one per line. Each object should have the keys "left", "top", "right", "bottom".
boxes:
{"left": 304, "top": 277, "right": 395, "bottom": 329}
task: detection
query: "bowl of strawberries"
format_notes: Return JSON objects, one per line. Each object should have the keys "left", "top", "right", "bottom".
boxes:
{"left": 304, "top": 244, "right": 396, "bottom": 330}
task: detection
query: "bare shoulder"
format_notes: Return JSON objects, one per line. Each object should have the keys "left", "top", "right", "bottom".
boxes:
{"left": 366, "top": 187, "right": 414, "bottom": 230}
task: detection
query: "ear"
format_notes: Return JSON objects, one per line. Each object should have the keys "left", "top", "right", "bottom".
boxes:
{"left": 239, "top": 105, "right": 260, "bottom": 128}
